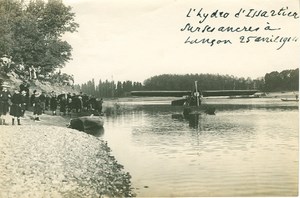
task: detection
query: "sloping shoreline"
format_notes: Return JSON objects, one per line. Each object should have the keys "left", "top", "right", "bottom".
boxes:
{"left": 1, "top": 73, "right": 78, "bottom": 95}
{"left": 0, "top": 124, "right": 134, "bottom": 197}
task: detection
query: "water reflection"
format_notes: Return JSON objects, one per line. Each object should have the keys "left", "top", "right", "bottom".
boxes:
{"left": 171, "top": 113, "right": 201, "bottom": 129}
{"left": 103, "top": 99, "right": 298, "bottom": 197}
{"left": 85, "top": 127, "right": 104, "bottom": 137}
{"left": 188, "top": 114, "right": 200, "bottom": 128}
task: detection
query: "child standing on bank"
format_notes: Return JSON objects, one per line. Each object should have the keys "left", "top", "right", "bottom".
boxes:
{"left": 32, "top": 91, "right": 42, "bottom": 121}
{"left": 20, "top": 90, "right": 27, "bottom": 116}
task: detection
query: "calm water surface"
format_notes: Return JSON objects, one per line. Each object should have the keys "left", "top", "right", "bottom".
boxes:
{"left": 101, "top": 98, "right": 298, "bottom": 197}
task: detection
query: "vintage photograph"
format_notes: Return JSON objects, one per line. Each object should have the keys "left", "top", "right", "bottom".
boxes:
{"left": 0, "top": 0, "right": 299, "bottom": 197}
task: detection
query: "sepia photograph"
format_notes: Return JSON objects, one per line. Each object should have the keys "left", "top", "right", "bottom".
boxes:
{"left": 0, "top": 0, "right": 299, "bottom": 197}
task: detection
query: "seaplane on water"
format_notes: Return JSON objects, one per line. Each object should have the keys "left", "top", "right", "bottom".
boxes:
{"left": 131, "top": 81, "right": 259, "bottom": 115}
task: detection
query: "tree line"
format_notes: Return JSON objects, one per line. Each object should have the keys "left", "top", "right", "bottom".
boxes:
{"left": 0, "top": 0, "right": 78, "bottom": 84}
{"left": 79, "top": 68, "right": 299, "bottom": 98}
{"left": 80, "top": 79, "right": 143, "bottom": 98}
{"left": 264, "top": 68, "right": 298, "bottom": 91}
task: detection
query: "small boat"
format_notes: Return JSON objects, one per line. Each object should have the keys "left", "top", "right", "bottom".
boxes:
{"left": 281, "top": 98, "right": 299, "bottom": 102}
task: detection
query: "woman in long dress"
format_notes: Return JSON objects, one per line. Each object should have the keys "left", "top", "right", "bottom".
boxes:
{"left": 0, "top": 82, "right": 12, "bottom": 125}
{"left": 33, "top": 92, "right": 42, "bottom": 121}
{"left": 10, "top": 90, "right": 23, "bottom": 125}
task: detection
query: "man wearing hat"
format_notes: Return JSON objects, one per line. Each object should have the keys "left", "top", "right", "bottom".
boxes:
{"left": 0, "top": 82, "right": 12, "bottom": 125}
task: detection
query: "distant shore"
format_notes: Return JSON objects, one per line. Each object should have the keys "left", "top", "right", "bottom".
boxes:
{"left": 104, "top": 91, "right": 299, "bottom": 103}
{"left": 262, "top": 91, "right": 298, "bottom": 98}
{"left": 0, "top": 113, "right": 134, "bottom": 197}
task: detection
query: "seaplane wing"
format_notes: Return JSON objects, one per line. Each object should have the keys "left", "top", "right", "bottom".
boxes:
{"left": 131, "top": 90, "right": 259, "bottom": 97}
{"left": 131, "top": 91, "right": 192, "bottom": 97}
{"left": 201, "top": 90, "right": 259, "bottom": 97}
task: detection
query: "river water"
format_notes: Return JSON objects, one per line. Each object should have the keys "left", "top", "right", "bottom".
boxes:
{"left": 101, "top": 98, "right": 298, "bottom": 197}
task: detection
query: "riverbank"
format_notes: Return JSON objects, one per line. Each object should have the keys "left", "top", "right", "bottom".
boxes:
{"left": 0, "top": 114, "right": 135, "bottom": 197}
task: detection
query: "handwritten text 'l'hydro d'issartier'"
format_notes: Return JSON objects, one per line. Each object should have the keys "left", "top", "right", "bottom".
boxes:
{"left": 180, "top": 7, "right": 299, "bottom": 49}
{"left": 185, "top": 7, "right": 299, "bottom": 24}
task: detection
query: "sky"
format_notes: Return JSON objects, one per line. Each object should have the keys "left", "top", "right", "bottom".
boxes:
{"left": 61, "top": 0, "right": 300, "bottom": 84}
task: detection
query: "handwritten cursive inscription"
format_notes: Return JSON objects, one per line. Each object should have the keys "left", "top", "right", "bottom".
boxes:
{"left": 180, "top": 7, "right": 299, "bottom": 50}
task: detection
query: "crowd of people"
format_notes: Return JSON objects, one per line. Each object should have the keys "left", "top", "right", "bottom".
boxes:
{"left": 0, "top": 81, "right": 103, "bottom": 126}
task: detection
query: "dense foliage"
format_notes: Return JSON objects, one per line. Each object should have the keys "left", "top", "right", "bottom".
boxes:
{"left": 264, "top": 68, "right": 299, "bottom": 91}
{"left": 143, "top": 74, "right": 263, "bottom": 91}
{"left": 81, "top": 79, "right": 143, "bottom": 98}
{"left": 143, "top": 69, "right": 298, "bottom": 92}
{"left": 80, "top": 69, "right": 298, "bottom": 98}
{"left": 0, "top": 0, "right": 78, "bottom": 76}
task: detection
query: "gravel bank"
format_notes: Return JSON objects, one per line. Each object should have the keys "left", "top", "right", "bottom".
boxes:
{"left": 0, "top": 125, "right": 134, "bottom": 197}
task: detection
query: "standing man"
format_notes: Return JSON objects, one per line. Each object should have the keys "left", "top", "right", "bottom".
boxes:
{"left": 95, "top": 98, "right": 103, "bottom": 115}
{"left": 50, "top": 91, "right": 58, "bottom": 115}
{"left": 58, "top": 92, "right": 67, "bottom": 116}
{"left": 0, "top": 82, "right": 12, "bottom": 125}
{"left": 39, "top": 91, "right": 46, "bottom": 114}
